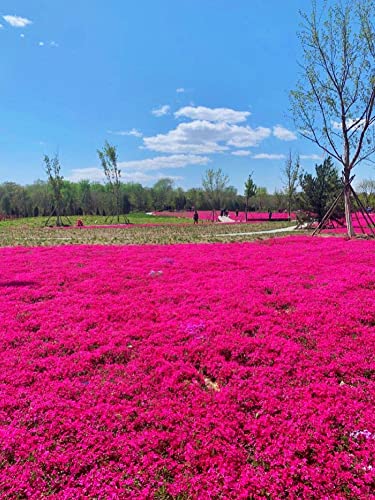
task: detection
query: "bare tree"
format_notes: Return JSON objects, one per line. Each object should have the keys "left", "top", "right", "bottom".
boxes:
{"left": 290, "top": 0, "right": 375, "bottom": 237}
{"left": 282, "top": 152, "right": 300, "bottom": 220}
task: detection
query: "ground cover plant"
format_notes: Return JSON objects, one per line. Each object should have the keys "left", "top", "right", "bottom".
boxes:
{"left": 0, "top": 236, "right": 374, "bottom": 498}
{"left": 0, "top": 219, "right": 294, "bottom": 247}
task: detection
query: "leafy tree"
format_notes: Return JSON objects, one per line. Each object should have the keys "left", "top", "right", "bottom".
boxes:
{"left": 299, "top": 157, "right": 342, "bottom": 221}
{"left": 282, "top": 152, "right": 300, "bottom": 219}
{"left": 126, "top": 183, "right": 151, "bottom": 212}
{"left": 244, "top": 173, "right": 257, "bottom": 220}
{"left": 202, "top": 168, "right": 230, "bottom": 214}
{"left": 173, "top": 187, "right": 187, "bottom": 210}
{"left": 290, "top": 0, "right": 375, "bottom": 236}
{"left": 185, "top": 188, "right": 206, "bottom": 210}
{"left": 44, "top": 154, "right": 66, "bottom": 226}
{"left": 78, "top": 180, "right": 93, "bottom": 214}
{"left": 273, "top": 189, "right": 286, "bottom": 212}
{"left": 97, "top": 142, "right": 123, "bottom": 222}
{"left": 254, "top": 187, "right": 269, "bottom": 211}
{"left": 357, "top": 178, "right": 375, "bottom": 208}
{"left": 61, "top": 181, "right": 79, "bottom": 216}
{"left": 0, "top": 182, "right": 31, "bottom": 217}
{"left": 151, "top": 178, "right": 174, "bottom": 210}
{"left": 28, "top": 181, "right": 50, "bottom": 216}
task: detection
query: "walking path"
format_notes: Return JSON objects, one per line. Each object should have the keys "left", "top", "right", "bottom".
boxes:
{"left": 211, "top": 225, "right": 299, "bottom": 237}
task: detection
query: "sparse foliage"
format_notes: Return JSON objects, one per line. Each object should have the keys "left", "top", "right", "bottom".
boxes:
{"left": 97, "top": 142, "right": 123, "bottom": 222}
{"left": 290, "top": 0, "right": 375, "bottom": 236}
{"left": 44, "top": 154, "right": 66, "bottom": 226}
{"left": 282, "top": 152, "right": 300, "bottom": 219}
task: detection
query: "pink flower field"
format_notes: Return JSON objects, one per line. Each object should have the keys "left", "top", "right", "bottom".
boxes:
{"left": 0, "top": 237, "right": 374, "bottom": 499}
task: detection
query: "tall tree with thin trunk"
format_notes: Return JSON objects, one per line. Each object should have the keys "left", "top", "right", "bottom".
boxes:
{"left": 290, "top": 0, "right": 375, "bottom": 237}
{"left": 44, "top": 154, "right": 67, "bottom": 226}
{"left": 97, "top": 142, "right": 123, "bottom": 223}
{"left": 244, "top": 173, "right": 257, "bottom": 221}
{"left": 282, "top": 151, "right": 300, "bottom": 220}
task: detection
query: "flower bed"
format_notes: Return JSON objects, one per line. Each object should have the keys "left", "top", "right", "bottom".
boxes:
{"left": 321, "top": 213, "right": 375, "bottom": 235}
{"left": 0, "top": 237, "right": 374, "bottom": 498}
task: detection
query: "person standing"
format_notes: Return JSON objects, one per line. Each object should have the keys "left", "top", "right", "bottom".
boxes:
{"left": 193, "top": 210, "right": 199, "bottom": 224}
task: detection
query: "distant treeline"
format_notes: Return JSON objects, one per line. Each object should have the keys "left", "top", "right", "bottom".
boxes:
{"left": 0, "top": 178, "right": 289, "bottom": 218}
{"left": 0, "top": 172, "right": 373, "bottom": 219}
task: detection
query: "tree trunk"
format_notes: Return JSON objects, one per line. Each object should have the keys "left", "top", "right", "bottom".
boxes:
{"left": 344, "top": 171, "right": 354, "bottom": 238}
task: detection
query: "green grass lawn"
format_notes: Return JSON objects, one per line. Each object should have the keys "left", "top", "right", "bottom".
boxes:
{"left": 0, "top": 214, "right": 298, "bottom": 246}
{"left": 0, "top": 213, "right": 191, "bottom": 228}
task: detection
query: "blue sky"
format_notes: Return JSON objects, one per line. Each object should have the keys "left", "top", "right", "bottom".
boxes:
{"left": 0, "top": 1, "right": 370, "bottom": 192}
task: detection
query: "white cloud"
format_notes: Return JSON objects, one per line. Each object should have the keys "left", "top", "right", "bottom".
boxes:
{"left": 50, "top": 41, "right": 59, "bottom": 47}
{"left": 121, "top": 172, "right": 183, "bottom": 184}
{"left": 176, "top": 87, "right": 185, "bottom": 93}
{"left": 332, "top": 118, "right": 367, "bottom": 131}
{"left": 231, "top": 150, "right": 251, "bottom": 156}
{"left": 20, "top": 33, "right": 25, "bottom": 38}
{"left": 152, "top": 105, "right": 170, "bottom": 117}
{"left": 273, "top": 125, "right": 297, "bottom": 141}
{"left": 108, "top": 128, "right": 143, "bottom": 138}
{"left": 67, "top": 154, "right": 207, "bottom": 182}
{"left": 175, "top": 105, "right": 251, "bottom": 124}
{"left": 0, "top": 24, "right": 3, "bottom": 29}
{"left": 68, "top": 168, "right": 105, "bottom": 182}
{"left": 144, "top": 120, "right": 271, "bottom": 154}
{"left": 253, "top": 153, "right": 287, "bottom": 160}
{"left": 300, "top": 154, "right": 323, "bottom": 160}
{"left": 38, "top": 41, "right": 44, "bottom": 46}
{"left": 3, "top": 15, "right": 32, "bottom": 28}
{"left": 67, "top": 168, "right": 182, "bottom": 184}
{"left": 118, "top": 154, "right": 209, "bottom": 171}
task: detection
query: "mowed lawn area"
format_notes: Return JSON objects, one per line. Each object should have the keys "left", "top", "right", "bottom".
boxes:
{"left": 0, "top": 236, "right": 374, "bottom": 498}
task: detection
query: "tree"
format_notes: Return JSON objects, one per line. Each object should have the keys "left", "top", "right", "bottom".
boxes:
{"left": 254, "top": 187, "right": 269, "bottom": 211}
{"left": 97, "top": 142, "right": 125, "bottom": 223}
{"left": 357, "top": 178, "right": 375, "bottom": 208}
{"left": 44, "top": 154, "right": 68, "bottom": 226}
{"left": 244, "top": 173, "right": 257, "bottom": 221}
{"left": 78, "top": 180, "right": 93, "bottom": 214}
{"left": 290, "top": 0, "right": 375, "bottom": 237}
{"left": 202, "top": 168, "right": 230, "bottom": 217}
{"left": 282, "top": 152, "right": 300, "bottom": 220}
{"left": 273, "top": 189, "right": 286, "bottom": 212}
{"left": 299, "top": 157, "right": 342, "bottom": 222}
{"left": 151, "top": 178, "right": 174, "bottom": 210}
{"left": 28, "top": 180, "right": 50, "bottom": 216}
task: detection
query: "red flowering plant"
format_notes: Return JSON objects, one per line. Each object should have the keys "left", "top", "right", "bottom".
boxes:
{"left": 0, "top": 237, "right": 374, "bottom": 498}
